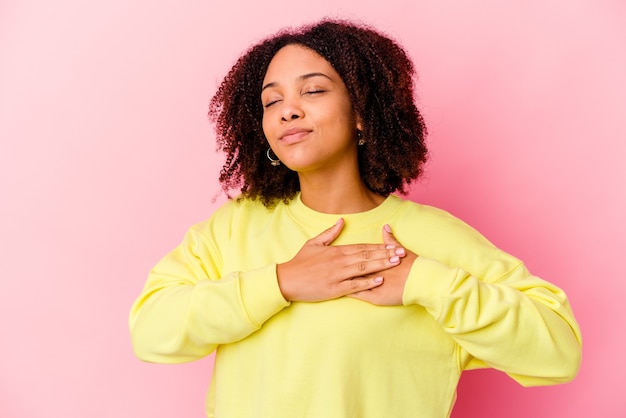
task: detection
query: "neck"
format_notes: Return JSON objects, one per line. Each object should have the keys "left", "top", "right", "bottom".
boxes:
{"left": 297, "top": 170, "right": 385, "bottom": 214}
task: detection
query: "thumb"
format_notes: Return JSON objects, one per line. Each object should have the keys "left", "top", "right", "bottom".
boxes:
{"left": 382, "top": 224, "right": 401, "bottom": 247}
{"left": 310, "top": 218, "right": 345, "bottom": 246}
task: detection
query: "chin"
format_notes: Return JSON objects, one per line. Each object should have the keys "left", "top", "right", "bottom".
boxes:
{"left": 280, "top": 158, "right": 320, "bottom": 172}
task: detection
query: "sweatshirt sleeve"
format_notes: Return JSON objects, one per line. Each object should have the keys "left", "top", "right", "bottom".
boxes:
{"left": 129, "top": 221, "right": 290, "bottom": 364}
{"left": 402, "top": 255, "right": 582, "bottom": 387}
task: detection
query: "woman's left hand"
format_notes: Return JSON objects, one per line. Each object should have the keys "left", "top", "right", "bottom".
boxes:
{"left": 348, "top": 225, "right": 418, "bottom": 306}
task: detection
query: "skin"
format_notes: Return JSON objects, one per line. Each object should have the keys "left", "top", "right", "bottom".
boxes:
{"left": 261, "top": 45, "right": 418, "bottom": 305}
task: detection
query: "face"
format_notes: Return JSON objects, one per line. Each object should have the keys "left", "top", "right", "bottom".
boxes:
{"left": 261, "top": 44, "right": 361, "bottom": 174}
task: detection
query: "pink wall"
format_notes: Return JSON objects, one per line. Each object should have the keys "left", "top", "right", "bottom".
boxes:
{"left": 1, "top": 0, "right": 624, "bottom": 417}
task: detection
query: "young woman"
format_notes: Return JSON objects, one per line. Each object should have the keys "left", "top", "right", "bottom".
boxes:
{"left": 130, "top": 19, "right": 581, "bottom": 418}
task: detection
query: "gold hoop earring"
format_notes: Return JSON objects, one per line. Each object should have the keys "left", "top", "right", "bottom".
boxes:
{"left": 266, "top": 148, "right": 281, "bottom": 166}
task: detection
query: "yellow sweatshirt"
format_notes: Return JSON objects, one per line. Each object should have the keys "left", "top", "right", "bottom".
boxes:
{"left": 129, "top": 194, "right": 581, "bottom": 418}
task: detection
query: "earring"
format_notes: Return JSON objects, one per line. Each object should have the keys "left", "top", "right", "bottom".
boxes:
{"left": 357, "top": 130, "right": 366, "bottom": 146}
{"left": 266, "top": 148, "right": 281, "bottom": 166}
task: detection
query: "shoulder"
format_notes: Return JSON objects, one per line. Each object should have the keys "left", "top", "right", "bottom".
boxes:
{"left": 392, "top": 197, "right": 471, "bottom": 233}
{"left": 391, "top": 196, "right": 520, "bottom": 265}
{"left": 394, "top": 198, "right": 525, "bottom": 279}
{"left": 190, "top": 196, "right": 283, "bottom": 238}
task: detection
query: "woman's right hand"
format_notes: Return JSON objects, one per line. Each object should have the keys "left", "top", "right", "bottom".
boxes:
{"left": 276, "top": 218, "right": 406, "bottom": 302}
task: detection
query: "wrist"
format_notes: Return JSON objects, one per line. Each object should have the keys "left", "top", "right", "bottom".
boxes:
{"left": 275, "top": 262, "right": 293, "bottom": 302}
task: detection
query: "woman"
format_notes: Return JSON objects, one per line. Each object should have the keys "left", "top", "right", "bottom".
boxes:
{"left": 130, "top": 19, "right": 581, "bottom": 418}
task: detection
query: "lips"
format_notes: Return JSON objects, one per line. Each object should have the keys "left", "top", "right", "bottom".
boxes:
{"left": 279, "top": 127, "right": 311, "bottom": 144}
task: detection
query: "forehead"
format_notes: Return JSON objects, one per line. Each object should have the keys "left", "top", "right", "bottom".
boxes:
{"left": 262, "top": 44, "right": 339, "bottom": 83}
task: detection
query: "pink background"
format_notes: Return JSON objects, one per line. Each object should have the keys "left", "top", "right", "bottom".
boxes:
{"left": 1, "top": 0, "right": 624, "bottom": 417}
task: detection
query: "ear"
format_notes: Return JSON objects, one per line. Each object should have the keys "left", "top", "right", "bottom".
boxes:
{"left": 355, "top": 114, "right": 363, "bottom": 131}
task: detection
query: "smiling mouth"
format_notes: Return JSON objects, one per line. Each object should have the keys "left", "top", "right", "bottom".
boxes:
{"left": 280, "top": 130, "right": 311, "bottom": 144}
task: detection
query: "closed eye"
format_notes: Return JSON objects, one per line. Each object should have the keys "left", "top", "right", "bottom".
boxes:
{"left": 264, "top": 99, "right": 281, "bottom": 108}
{"left": 305, "top": 90, "right": 325, "bottom": 95}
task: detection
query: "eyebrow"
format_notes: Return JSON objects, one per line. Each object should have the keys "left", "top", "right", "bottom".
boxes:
{"left": 261, "top": 72, "right": 333, "bottom": 92}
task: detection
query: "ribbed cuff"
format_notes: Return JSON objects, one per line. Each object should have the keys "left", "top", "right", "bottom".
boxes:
{"left": 402, "top": 256, "right": 458, "bottom": 317}
{"left": 239, "top": 263, "right": 290, "bottom": 327}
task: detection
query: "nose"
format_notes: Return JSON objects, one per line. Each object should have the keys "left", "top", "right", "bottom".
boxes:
{"left": 280, "top": 97, "right": 304, "bottom": 121}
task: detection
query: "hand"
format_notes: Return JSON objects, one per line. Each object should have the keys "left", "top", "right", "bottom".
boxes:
{"left": 349, "top": 224, "right": 418, "bottom": 306}
{"left": 276, "top": 218, "right": 407, "bottom": 302}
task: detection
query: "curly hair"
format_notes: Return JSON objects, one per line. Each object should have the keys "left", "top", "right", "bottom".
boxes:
{"left": 209, "top": 19, "right": 428, "bottom": 207}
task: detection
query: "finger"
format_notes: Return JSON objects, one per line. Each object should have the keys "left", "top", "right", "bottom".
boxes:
{"left": 337, "top": 276, "right": 383, "bottom": 296}
{"left": 341, "top": 246, "right": 405, "bottom": 263}
{"left": 339, "top": 242, "right": 399, "bottom": 256}
{"left": 346, "top": 290, "right": 375, "bottom": 303}
{"left": 309, "top": 218, "right": 344, "bottom": 246}
{"left": 382, "top": 224, "right": 401, "bottom": 247}
{"left": 341, "top": 252, "right": 402, "bottom": 278}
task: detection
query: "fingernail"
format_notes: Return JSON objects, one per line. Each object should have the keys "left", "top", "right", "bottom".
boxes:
{"left": 390, "top": 256, "right": 400, "bottom": 263}
{"left": 374, "top": 276, "right": 383, "bottom": 283}
{"left": 384, "top": 224, "right": 392, "bottom": 233}
{"left": 335, "top": 218, "right": 343, "bottom": 225}
{"left": 385, "top": 244, "right": 395, "bottom": 249}
{"left": 395, "top": 248, "right": 405, "bottom": 256}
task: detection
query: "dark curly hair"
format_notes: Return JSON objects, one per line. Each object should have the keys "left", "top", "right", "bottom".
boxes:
{"left": 209, "top": 19, "right": 428, "bottom": 207}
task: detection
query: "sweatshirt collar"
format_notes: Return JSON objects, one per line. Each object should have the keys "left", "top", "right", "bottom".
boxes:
{"left": 286, "top": 192, "right": 402, "bottom": 231}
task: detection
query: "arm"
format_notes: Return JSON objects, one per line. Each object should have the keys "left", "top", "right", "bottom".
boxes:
{"left": 129, "top": 225, "right": 290, "bottom": 363}
{"left": 352, "top": 223, "right": 582, "bottom": 386}
{"left": 403, "top": 256, "right": 582, "bottom": 386}
{"left": 130, "top": 216, "right": 403, "bottom": 364}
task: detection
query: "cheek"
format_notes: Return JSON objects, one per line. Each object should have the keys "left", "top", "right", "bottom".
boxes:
{"left": 261, "top": 115, "right": 271, "bottom": 140}
{"left": 336, "top": 97, "right": 356, "bottom": 124}
{"left": 333, "top": 104, "right": 357, "bottom": 133}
